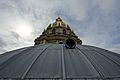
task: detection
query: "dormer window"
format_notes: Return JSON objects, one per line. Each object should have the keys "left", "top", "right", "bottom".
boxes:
{"left": 52, "top": 29, "right": 56, "bottom": 34}
{"left": 63, "top": 29, "right": 66, "bottom": 34}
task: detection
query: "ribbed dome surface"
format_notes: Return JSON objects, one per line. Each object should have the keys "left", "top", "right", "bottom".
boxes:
{"left": 0, "top": 44, "right": 120, "bottom": 80}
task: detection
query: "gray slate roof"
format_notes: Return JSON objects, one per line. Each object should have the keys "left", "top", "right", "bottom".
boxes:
{"left": 0, "top": 44, "right": 120, "bottom": 80}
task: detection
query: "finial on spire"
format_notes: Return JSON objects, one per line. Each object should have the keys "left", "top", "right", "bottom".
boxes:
{"left": 56, "top": 16, "right": 62, "bottom": 21}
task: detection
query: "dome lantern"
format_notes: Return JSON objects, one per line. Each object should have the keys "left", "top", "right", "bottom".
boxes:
{"left": 34, "top": 17, "right": 82, "bottom": 45}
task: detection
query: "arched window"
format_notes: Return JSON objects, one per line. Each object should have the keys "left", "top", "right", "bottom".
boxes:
{"left": 63, "top": 29, "right": 66, "bottom": 34}
{"left": 59, "top": 41, "right": 63, "bottom": 44}
{"left": 52, "top": 29, "right": 56, "bottom": 34}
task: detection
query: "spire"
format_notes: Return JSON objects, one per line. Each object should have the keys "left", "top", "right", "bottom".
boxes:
{"left": 55, "top": 16, "right": 63, "bottom": 27}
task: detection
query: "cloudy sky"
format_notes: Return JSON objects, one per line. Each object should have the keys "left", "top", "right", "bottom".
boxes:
{"left": 0, "top": 0, "right": 120, "bottom": 54}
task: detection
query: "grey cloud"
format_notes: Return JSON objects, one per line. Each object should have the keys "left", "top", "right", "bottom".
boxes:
{"left": 0, "top": 38, "right": 7, "bottom": 47}
{"left": 0, "top": 38, "right": 7, "bottom": 53}
{"left": 10, "top": 31, "right": 20, "bottom": 40}
{"left": 0, "top": 0, "right": 120, "bottom": 53}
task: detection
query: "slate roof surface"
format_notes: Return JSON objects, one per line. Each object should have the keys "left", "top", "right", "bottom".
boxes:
{"left": 0, "top": 44, "right": 120, "bottom": 80}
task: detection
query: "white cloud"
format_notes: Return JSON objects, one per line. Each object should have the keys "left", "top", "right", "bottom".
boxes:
{"left": 0, "top": 0, "right": 120, "bottom": 54}
{"left": 96, "top": 0, "right": 116, "bottom": 12}
{"left": 63, "top": 0, "right": 89, "bottom": 21}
